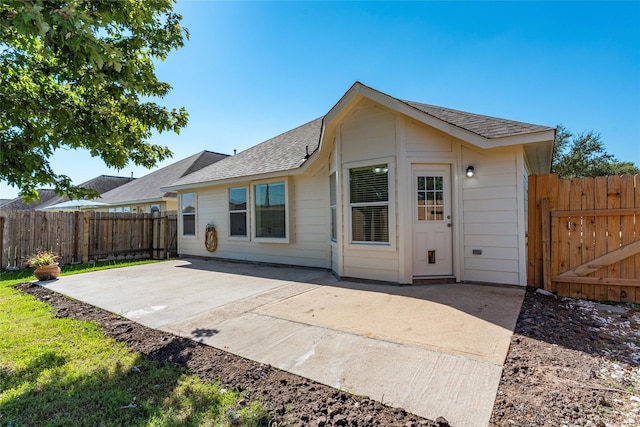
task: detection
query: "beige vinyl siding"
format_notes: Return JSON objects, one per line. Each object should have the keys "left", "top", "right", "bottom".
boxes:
{"left": 177, "top": 171, "right": 330, "bottom": 269}
{"left": 461, "top": 147, "right": 522, "bottom": 285}
{"left": 339, "top": 99, "right": 400, "bottom": 282}
{"left": 342, "top": 252, "right": 400, "bottom": 283}
{"left": 340, "top": 100, "right": 396, "bottom": 162}
{"left": 405, "top": 119, "right": 453, "bottom": 154}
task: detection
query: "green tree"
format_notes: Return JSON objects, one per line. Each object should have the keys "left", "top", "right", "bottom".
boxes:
{"left": 0, "top": 0, "right": 189, "bottom": 202}
{"left": 551, "top": 125, "right": 639, "bottom": 179}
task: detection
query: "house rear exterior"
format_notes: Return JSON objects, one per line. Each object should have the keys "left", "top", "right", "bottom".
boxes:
{"left": 164, "top": 83, "right": 555, "bottom": 285}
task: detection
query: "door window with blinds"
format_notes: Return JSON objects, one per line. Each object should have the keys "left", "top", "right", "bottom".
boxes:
{"left": 349, "top": 164, "right": 389, "bottom": 243}
{"left": 417, "top": 176, "right": 444, "bottom": 221}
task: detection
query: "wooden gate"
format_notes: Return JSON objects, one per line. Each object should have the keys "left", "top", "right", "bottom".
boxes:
{"left": 528, "top": 174, "right": 640, "bottom": 303}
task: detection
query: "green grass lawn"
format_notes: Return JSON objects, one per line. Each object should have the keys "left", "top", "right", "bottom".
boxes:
{"left": 0, "top": 261, "right": 268, "bottom": 426}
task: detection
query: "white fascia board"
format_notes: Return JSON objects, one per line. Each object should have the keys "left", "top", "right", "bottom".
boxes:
{"left": 483, "top": 129, "right": 556, "bottom": 148}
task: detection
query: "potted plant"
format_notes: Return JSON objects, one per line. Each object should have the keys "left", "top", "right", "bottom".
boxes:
{"left": 27, "top": 250, "right": 61, "bottom": 281}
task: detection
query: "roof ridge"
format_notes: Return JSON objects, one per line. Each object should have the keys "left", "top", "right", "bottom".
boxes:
{"left": 180, "top": 151, "right": 229, "bottom": 178}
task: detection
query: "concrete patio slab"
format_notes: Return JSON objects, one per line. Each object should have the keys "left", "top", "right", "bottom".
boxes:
{"left": 254, "top": 281, "right": 522, "bottom": 365}
{"left": 44, "top": 258, "right": 524, "bottom": 427}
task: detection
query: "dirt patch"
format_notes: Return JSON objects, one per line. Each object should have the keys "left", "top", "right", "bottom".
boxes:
{"left": 16, "top": 283, "right": 639, "bottom": 426}
{"left": 491, "top": 289, "right": 640, "bottom": 426}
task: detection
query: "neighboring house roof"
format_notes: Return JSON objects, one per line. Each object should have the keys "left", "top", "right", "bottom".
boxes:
{"left": 164, "top": 82, "right": 554, "bottom": 190}
{"left": 1, "top": 189, "right": 59, "bottom": 210}
{"left": 1, "top": 175, "right": 133, "bottom": 210}
{"left": 36, "top": 175, "right": 135, "bottom": 209}
{"left": 99, "top": 150, "right": 228, "bottom": 205}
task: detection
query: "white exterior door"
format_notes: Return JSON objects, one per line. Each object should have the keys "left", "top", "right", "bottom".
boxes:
{"left": 412, "top": 165, "right": 453, "bottom": 277}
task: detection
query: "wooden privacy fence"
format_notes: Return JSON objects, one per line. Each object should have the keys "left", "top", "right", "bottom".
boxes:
{"left": 528, "top": 174, "right": 640, "bottom": 303}
{"left": 0, "top": 210, "right": 177, "bottom": 270}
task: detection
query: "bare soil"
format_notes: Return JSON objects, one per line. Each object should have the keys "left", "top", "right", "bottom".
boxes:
{"left": 491, "top": 289, "right": 639, "bottom": 426}
{"left": 16, "top": 283, "right": 640, "bottom": 426}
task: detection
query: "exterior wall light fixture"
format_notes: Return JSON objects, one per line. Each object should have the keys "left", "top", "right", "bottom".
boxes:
{"left": 466, "top": 165, "right": 475, "bottom": 178}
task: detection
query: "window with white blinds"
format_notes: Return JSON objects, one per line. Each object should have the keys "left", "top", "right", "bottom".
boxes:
{"left": 349, "top": 164, "right": 389, "bottom": 243}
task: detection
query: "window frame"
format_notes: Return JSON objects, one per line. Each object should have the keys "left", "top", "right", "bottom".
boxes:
{"left": 251, "top": 178, "right": 291, "bottom": 243}
{"left": 180, "top": 192, "right": 197, "bottom": 238}
{"left": 329, "top": 172, "right": 337, "bottom": 242}
{"left": 344, "top": 158, "right": 395, "bottom": 249}
{"left": 228, "top": 186, "right": 249, "bottom": 240}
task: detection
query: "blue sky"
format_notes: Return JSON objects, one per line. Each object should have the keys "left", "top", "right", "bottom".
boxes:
{"left": 2, "top": 1, "right": 639, "bottom": 199}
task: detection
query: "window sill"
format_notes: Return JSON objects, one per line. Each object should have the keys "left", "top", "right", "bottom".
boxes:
{"left": 346, "top": 242, "right": 395, "bottom": 252}
{"left": 254, "top": 237, "right": 290, "bottom": 244}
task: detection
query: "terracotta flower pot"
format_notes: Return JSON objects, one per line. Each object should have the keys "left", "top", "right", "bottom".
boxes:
{"left": 34, "top": 264, "right": 61, "bottom": 281}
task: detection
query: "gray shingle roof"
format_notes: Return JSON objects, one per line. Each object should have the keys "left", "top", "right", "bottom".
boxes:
{"left": 100, "top": 151, "right": 228, "bottom": 204}
{"left": 168, "top": 118, "right": 323, "bottom": 188}
{"left": 0, "top": 189, "right": 59, "bottom": 210}
{"left": 403, "top": 101, "right": 553, "bottom": 139}
{"left": 166, "top": 84, "right": 552, "bottom": 188}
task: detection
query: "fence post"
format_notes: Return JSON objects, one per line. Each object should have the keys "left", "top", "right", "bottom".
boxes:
{"left": 73, "top": 211, "right": 80, "bottom": 263}
{"left": 82, "top": 212, "right": 90, "bottom": 263}
{"left": 163, "top": 213, "right": 169, "bottom": 259}
{"left": 541, "top": 198, "right": 551, "bottom": 291}
{"left": 151, "top": 211, "right": 157, "bottom": 258}
{"left": 0, "top": 215, "right": 4, "bottom": 270}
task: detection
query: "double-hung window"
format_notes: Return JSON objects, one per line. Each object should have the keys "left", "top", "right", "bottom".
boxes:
{"left": 349, "top": 164, "right": 389, "bottom": 243}
{"left": 229, "top": 187, "right": 248, "bottom": 237}
{"left": 181, "top": 192, "right": 196, "bottom": 236}
{"left": 254, "top": 181, "right": 286, "bottom": 239}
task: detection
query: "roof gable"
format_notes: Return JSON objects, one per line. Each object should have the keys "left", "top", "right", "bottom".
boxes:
{"left": 164, "top": 82, "right": 555, "bottom": 189}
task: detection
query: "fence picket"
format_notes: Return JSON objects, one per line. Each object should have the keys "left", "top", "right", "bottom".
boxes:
{"left": 606, "top": 176, "right": 622, "bottom": 301}
{"left": 568, "top": 178, "right": 583, "bottom": 298}
{"left": 581, "top": 177, "right": 596, "bottom": 300}
{"left": 592, "top": 177, "right": 610, "bottom": 301}
{"left": 555, "top": 179, "right": 571, "bottom": 296}
{"left": 620, "top": 175, "right": 635, "bottom": 302}
{"left": 635, "top": 176, "right": 640, "bottom": 303}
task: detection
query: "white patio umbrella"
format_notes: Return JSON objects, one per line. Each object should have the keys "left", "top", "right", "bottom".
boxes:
{"left": 40, "top": 199, "right": 108, "bottom": 211}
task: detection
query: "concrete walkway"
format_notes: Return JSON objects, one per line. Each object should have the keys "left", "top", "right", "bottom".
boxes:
{"left": 43, "top": 258, "right": 524, "bottom": 426}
